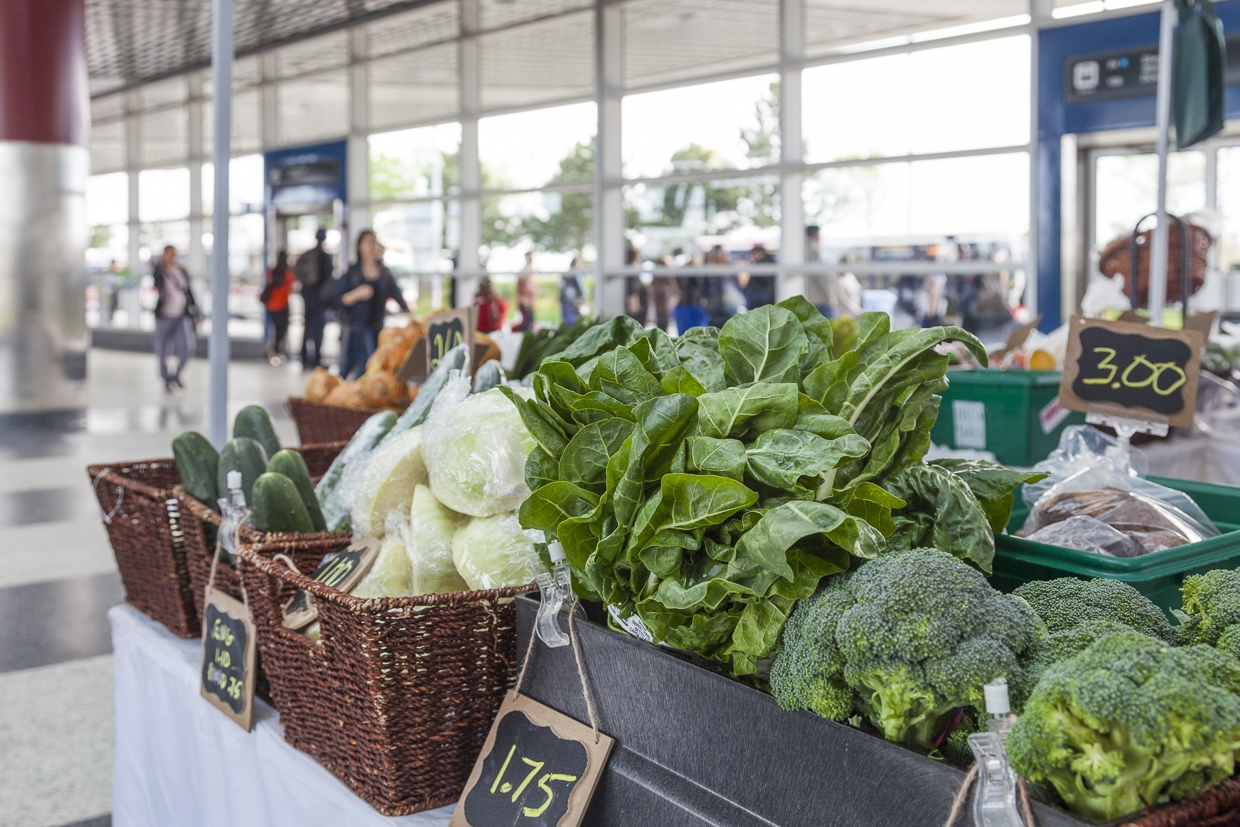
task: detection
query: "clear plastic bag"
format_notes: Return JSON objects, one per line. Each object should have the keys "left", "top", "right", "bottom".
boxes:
{"left": 406, "top": 483, "right": 468, "bottom": 595}
{"left": 1019, "top": 426, "right": 1219, "bottom": 556}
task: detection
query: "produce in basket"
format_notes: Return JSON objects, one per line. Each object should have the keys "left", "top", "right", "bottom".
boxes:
{"left": 324, "top": 380, "right": 365, "bottom": 408}
{"left": 267, "top": 449, "right": 327, "bottom": 531}
{"left": 350, "top": 427, "right": 427, "bottom": 539}
{"left": 351, "top": 512, "right": 415, "bottom": 598}
{"left": 409, "top": 484, "right": 468, "bottom": 595}
{"left": 509, "top": 300, "right": 1031, "bottom": 674}
{"left": 359, "top": 369, "right": 407, "bottom": 409}
{"left": 173, "top": 431, "right": 219, "bottom": 511}
{"left": 317, "top": 411, "right": 398, "bottom": 532}
{"left": 1178, "top": 567, "right": 1240, "bottom": 647}
{"left": 769, "top": 547, "right": 1040, "bottom": 750}
{"left": 304, "top": 367, "right": 340, "bottom": 403}
{"left": 1006, "top": 628, "right": 1240, "bottom": 821}
{"left": 234, "top": 405, "right": 282, "bottom": 460}
{"left": 451, "top": 512, "right": 546, "bottom": 591}
{"left": 1014, "top": 577, "right": 1178, "bottom": 642}
{"left": 251, "top": 472, "right": 315, "bottom": 533}
{"left": 217, "top": 437, "right": 268, "bottom": 504}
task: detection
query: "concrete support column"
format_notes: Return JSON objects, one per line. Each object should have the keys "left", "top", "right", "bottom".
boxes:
{"left": 595, "top": 2, "right": 624, "bottom": 319}
{"left": 457, "top": 0, "right": 482, "bottom": 307}
{"left": 0, "top": 0, "right": 90, "bottom": 414}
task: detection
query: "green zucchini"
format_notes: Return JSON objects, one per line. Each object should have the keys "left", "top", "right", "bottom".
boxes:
{"left": 315, "top": 410, "right": 397, "bottom": 531}
{"left": 472, "top": 359, "right": 506, "bottom": 394}
{"left": 217, "top": 437, "right": 268, "bottom": 505}
{"left": 233, "top": 405, "right": 281, "bottom": 459}
{"left": 172, "top": 431, "right": 219, "bottom": 511}
{"left": 268, "top": 449, "right": 327, "bottom": 531}
{"left": 388, "top": 342, "right": 469, "bottom": 439}
{"left": 251, "top": 472, "right": 315, "bottom": 533}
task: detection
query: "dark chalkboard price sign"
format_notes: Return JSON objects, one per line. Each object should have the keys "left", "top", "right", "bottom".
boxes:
{"left": 281, "top": 538, "right": 380, "bottom": 630}
{"left": 398, "top": 307, "right": 476, "bottom": 383}
{"left": 1060, "top": 316, "right": 1204, "bottom": 429}
{"left": 451, "top": 692, "right": 613, "bottom": 827}
{"left": 200, "top": 589, "right": 257, "bottom": 731}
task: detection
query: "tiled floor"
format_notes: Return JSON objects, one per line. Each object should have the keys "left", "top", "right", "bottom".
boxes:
{"left": 0, "top": 348, "right": 306, "bottom": 827}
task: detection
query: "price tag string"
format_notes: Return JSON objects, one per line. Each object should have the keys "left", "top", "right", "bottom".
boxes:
{"left": 92, "top": 468, "right": 125, "bottom": 525}
{"left": 205, "top": 514, "right": 250, "bottom": 608}
{"left": 514, "top": 596, "right": 601, "bottom": 745}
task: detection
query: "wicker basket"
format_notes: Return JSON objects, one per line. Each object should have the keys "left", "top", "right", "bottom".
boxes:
{"left": 177, "top": 440, "right": 349, "bottom": 622}
{"left": 88, "top": 460, "right": 198, "bottom": 638}
{"left": 1121, "top": 777, "right": 1240, "bottom": 826}
{"left": 287, "top": 397, "right": 379, "bottom": 445}
{"left": 1099, "top": 222, "right": 1212, "bottom": 308}
{"left": 237, "top": 544, "right": 532, "bottom": 816}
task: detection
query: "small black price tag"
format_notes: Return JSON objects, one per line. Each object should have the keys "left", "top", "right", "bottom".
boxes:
{"left": 281, "top": 538, "right": 381, "bottom": 630}
{"left": 399, "top": 307, "right": 476, "bottom": 383}
{"left": 1060, "top": 316, "right": 1204, "bottom": 429}
{"left": 451, "top": 692, "right": 613, "bottom": 827}
{"left": 200, "top": 589, "right": 258, "bottom": 731}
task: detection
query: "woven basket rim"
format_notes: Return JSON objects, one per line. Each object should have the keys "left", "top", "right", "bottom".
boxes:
{"left": 172, "top": 484, "right": 352, "bottom": 544}
{"left": 287, "top": 395, "right": 387, "bottom": 415}
{"left": 88, "top": 459, "right": 177, "bottom": 500}
{"left": 238, "top": 544, "right": 535, "bottom": 611}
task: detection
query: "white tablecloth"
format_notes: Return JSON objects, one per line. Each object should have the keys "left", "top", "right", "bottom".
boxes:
{"left": 109, "top": 604, "right": 454, "bottom": 827}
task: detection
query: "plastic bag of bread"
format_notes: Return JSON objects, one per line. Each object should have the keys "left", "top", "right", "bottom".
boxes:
{"left": 304, "top": 367, "right": 340, "bottom": 403}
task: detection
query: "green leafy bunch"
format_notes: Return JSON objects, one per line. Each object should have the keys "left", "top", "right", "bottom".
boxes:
{"left": 504, "top": 300, "right": 1006, "bottom": 675}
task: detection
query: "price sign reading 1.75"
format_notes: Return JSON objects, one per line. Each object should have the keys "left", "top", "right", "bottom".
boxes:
{"left": 1060, "top": 317, "right": 1204, "bottom": 429}
{"left": 453, "top": 694, "right": 613, "bottom": 827}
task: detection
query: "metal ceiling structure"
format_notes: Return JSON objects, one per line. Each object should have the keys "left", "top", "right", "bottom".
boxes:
{"left": 86, "top": 0, "right": 1027, "bottom": 97}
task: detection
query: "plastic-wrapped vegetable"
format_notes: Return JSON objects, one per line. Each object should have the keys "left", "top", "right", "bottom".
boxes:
{"left": 451, "top": 512, "right": 546, "bottom": 590}
{"left": 422, "top": 379, "right": 536, "bottom": 518}
{"left": 352, "top": 511, "right": 414, "bottom": 598}
{"left": 317, "top": 410, "right": 397, "bottom": 532}
{"left": 350, "top": 427, "right": 428, "bottom": 539}
{"left": 408, "top": 484, "right": 468, "bottom": 595}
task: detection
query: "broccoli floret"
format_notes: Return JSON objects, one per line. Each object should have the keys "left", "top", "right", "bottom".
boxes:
{"left": 1219, "top": 626, "right": 1240, "bottom": 661}
{"left": 1179, "top": 567, "right": 1240, "bottom": 647}
{"left": 1007, "top": 629, "right": 1240, "bottom": 822}
{"left": 770, "top": 548, "right": 1039, "bottom": 751}
{"left": 1021, "top": 618, "right": 1136, "bottom": 692}
{"left": 1013, "top": 577, "right": 1177, "bottom": 642}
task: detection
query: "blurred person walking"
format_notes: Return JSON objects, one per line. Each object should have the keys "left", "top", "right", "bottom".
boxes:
{"left": 152, "top": 245, "right": 200, "bottom": 392}
{"left": 652, "top": 257, "right": 680, "bottom": 332}
{"left": 803, "top": 224, "right": 835, "bottom": 318}
{"left": 560, "top": 257, "right": 585, "bottom": 326}
{"left": 515, "top": 251, "right": 536, "bottom": 332}
{"left": 742, "top": 244, "right": 777, "bottom": 309}
{"left": 333, "top": 229, "right": 408, "bottom": 379}
{"left": 295, "top": 228, "right": 334, "bottom": 369}
{"left": 475, "top": 277, "right": 507, "bottom": 333}
{"left": 262, "top": 251, "right": 294, "bottom": 364}
{"left": 624, "top": 246, "right": 649, "bottom": 325}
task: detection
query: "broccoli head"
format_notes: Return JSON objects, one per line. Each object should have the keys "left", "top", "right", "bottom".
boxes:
{"left": 770, "top": 548, "right": 1039, "bottom": 751}
{"left": 1219, "top": 626, "right": 1240, "bottom": 661}
{"left": 1020, "top": 618, "right": 1138, "bottom": 692}
{"left": 1013, "top": 577, "right": 1176, "bottom": 642}
{"left": 1007, "top": 628, "right": 1240, "bottom": 822}
{"left": 1179, "top": 567, "right": 1240, "bottom": 647}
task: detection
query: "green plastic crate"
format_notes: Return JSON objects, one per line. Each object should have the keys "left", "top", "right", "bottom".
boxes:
{"left": 991, "top": 476, "right": 1240, "bottom": 614}
{"left": 931, "top": 369, "right": 1085, "bottom": 467}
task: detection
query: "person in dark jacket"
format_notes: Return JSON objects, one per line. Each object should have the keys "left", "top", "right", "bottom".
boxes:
{"left": 152, "top": 245, "right": 201, "bottom": 392}
{"left": 332, "top": 229, "right": 409, "bottom": 379}
{"left": 295, "top": 228, "right": 334, "bottom": 369}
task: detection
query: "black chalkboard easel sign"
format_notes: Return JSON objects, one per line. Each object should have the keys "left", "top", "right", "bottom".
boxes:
{"left": 451, "top": 692, "right": 613, "bottom": 827}
{"left": 1060, "top": 316, "right": 1204, "bottom": 429}
{"left": 200, "top": 589, "right": 258, "bottom": 731}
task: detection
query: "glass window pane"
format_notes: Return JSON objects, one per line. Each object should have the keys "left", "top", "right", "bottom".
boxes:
{"left": 804, "top": 163, "right": 913, "bottom": 239}
{"left": 372, "top": 201, "right": 461, "bottom": 288}
{"left": 803, "top": 55, "right": 911, "bottom": 163}
{"left": 86, "top": 224, "right": 129, "bottom": 272}
{"left": 622, "top": 74, "right": 779, "bottom": 179}
{"left": 369, "top": 44, "right": 459, "bottom": 130}
{"left": 1215, "top": 147, "right": 1240, "bottom": 274}
{"left": 139, "top": 107, "right": 189, "bottom": 166}
{"left": 909, "top": 36, "right": 1030, "bottom": 154}
{"left": 202, "top": 154, "right": 266, "bottom": 216}
{"left": 479, "top": 12, "right": 594, "bottom": 110}
{"left": 1093, "top": 151, "right": 1206, "bottom": 251}
{"left": 140, "top": 220, "right": 191, "bottom": 266}
{"left": 479, "top": 103, "right": 595, "bottom": 191}
{"left": 90, "top": 119, "right": 127, "bottom": 174}
{"left": 369, "top": 123, "right": 462, "bottom": 201}
{"left": 621, "top": 0, "right": 778, "bottom": 89}
{"left": 482, "top": 191, "right": 595, "bottom": 264}
{"left": 87, "top": 172, "right": 129, "bottom": 226}
{"left": 624, "top": 175, "right": 780, "bottom": 260}
{"left": 202, "top": 214, "right": 266, "bottom": 281}
{"left": 909, "top": 153, "right": 1029, "bottom": 237}
{"left": 138, "top": 168, "right": 190, "bottom": 222}
{"left": 202, "top": 88, "right": 263, "bottom": 156}
{"left": 277, "top": 70, "right": 349, "bottom": 146}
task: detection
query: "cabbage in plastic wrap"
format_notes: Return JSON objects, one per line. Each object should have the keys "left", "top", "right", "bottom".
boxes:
{"left": 407, "top": 484, "right": 469, "bottom": 595}
{"left": 451, "top": 512, "right": 547, "bottom": 590}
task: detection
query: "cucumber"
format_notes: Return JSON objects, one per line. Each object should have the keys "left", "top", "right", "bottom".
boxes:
{"left": 315, "top": 410, "right": 397, "bottom": 531}
{"left": 472, "top": 360, "right": 506, "bottom": 394}
{"left": 233, "top": 405, "right": 281, "bottom": 459}
{"left": 251, "top": 472, "right": 315, "bottom": 533}
{"left": 172, "top": 431, "right": 219, "bottom": 511}
{"left": 268, "top": 449, "right": 327, "bottom": 531}
{"left": 388, "top": 342, "right": 469, "bottom": 439}
{"left": 217, "top": 437, "right": 268, "bottom": 505}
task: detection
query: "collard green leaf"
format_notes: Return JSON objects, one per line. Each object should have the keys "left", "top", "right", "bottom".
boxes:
{"left": 572, "top": 391, "right": 637, "bottom": 424}
{"left": 686, "top": 436, "right": 747, "bottom": 482}
{"left": 525, "top": 446, "right": 559, "bottom": 493}
{"left": 627, "top": 473, "right": 758, "bottom": 556}
{"left": 929, "top": 459, "right": 1047, "bottom": 533}
{"left": 777, "top": 295, "right": 834, "bottom": 375}
{"left": 557, "top": 315, "right": 645, "bottom": 367}
{"left": 560, "top": 418, "right": 633, "bottom": 492}
{"left": 745, "top": 429, "right": 870, "bottom": 494}
{"left": 638, "top": 328, "right": 683, "bottom": 375}
{"left": 736, "top": 500, "right": 882, "bottom": 583}
{"left": 697, "top": 383, "right": 799, "bottom": 440}
{"left": 882, "top": 462, "right": 996, "bottom": 574}
{"left": 794, "top": 395, "right": 855, "bottom": 440}
{"left": 613, "top": 394, "right": 699, "bottom": 529}
{"left": 674, "top": 337, "right": 727, "bottom": 393}
{"left": 589, "top": 345, "right": 664, "bottom": 406}
{"left": 830, "top": 481, "right": 905, "bottom": 537}
{"left": 718, "top": 306, "right": 809, "bottom": 386}
{"left": 625, "top": 336, "right": 663, "bottom": 379}
{"left": 499, "top": 386, "right": 569, "bottom": 456}
{"left": 518, "top": 482, "right": 599, "bottom": 537}
{"left": 660, "top": 365, "right": 707, "bottom": 397}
